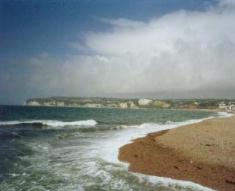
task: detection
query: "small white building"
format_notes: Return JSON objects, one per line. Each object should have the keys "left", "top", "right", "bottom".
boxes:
{"left": 228, "top": 104, "right": 235, "bottom": 112}
{"left": 138, "top": 99, "right": 153, "bottom": 106}
{"left": 231, "top": 105, "right": 235, "bottom": 111}
{"left": 218, "top": 102, "right": 227, "bottom": 109}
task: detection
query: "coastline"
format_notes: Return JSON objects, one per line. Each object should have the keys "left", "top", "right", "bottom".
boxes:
{"left": 119, "top": 114, "right": 235, "bottom": 191}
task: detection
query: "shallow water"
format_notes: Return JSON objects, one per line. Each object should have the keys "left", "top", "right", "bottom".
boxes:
{"left": 0, "top": 106, "right": 217, "bottom": 191}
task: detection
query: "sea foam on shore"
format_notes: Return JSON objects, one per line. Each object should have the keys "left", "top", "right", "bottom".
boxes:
{"left": 117, "top": 112, "right": 235, "bottom": 191}
{"left": 95, "top": 114, "right": 231, "bottom": 191}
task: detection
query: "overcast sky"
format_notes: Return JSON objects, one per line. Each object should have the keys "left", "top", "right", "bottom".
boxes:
{"left": 1, "top": 0, "right": 235, "bottom": 104}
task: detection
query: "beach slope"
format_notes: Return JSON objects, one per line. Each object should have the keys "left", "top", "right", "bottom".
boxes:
{"left": 119, "top": 115, "right": 235, "bottom": 191}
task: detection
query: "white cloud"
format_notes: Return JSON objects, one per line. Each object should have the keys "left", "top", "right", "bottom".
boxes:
{"left": 9, "top": 0, "right": 235, "bottom": 99}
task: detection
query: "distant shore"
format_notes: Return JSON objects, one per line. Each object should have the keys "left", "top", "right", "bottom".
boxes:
{"left": 119, "top": 114, "right": 235, "bottom": 191}
{"left": 25, "top": 97, "right": 235, "bottom": 112}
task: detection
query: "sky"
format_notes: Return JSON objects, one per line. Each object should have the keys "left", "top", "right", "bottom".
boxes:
{"left": 0, "top": 0, "right": 235, "bottom": 104}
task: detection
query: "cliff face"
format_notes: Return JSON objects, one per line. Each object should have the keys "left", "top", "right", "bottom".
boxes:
{"left": 25, "top": 97, "right": 169, "bottom": 109}
{"left": 25, "top": 97, "right": 235, "bottom": 110}
{"left": 26, "top": 97, "right": 141, "bottom": 109}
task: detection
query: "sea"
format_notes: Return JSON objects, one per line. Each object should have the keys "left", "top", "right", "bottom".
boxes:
{"left": 0, "top": 105, "right": 225, "bottom": 191}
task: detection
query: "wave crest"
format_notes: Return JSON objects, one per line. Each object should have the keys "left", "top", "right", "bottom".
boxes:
{"left": 0, "top": 119, "right": 97, "bottom": 128}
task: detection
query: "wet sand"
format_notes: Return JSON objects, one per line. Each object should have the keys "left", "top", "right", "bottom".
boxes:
{"left": 119, "top": 115, "right": 235, "bottom": 191}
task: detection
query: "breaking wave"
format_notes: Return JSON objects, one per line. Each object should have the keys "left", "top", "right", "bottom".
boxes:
{"left": 0, "top": 119, "right": 97, "bottom": 128}
{"left": 217, "top": 111, "right": 234, "bottom": 118}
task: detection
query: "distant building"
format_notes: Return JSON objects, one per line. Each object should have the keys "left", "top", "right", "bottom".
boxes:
{"left": 138, "top": 99, "right": 153, "bottom": 106}
{"left": 219, "top": 102, "right": 235, "bottom": 112}
{"left": 218, "top": 102, "right": 227, "bottom": 109}
{"left": 231, "top": 105, "right": 235, "bottom": 111}
{"left": 228, "top": 104, "right": 235, "bottom": 112}
{"left": 194, "top": 101, "right": 199, "bottom": 105}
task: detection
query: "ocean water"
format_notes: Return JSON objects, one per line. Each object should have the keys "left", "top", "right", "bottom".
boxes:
{"left": 0, "top": 106, "right": 219, "bottom": 191}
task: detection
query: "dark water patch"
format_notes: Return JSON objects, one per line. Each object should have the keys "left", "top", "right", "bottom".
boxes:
{"left": 0, "top": 140, "right": 33, "bottom": 181}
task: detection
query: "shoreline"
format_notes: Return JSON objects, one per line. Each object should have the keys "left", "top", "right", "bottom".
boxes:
{"left": 119, "top": 114, "right": 235, "bottom": 191}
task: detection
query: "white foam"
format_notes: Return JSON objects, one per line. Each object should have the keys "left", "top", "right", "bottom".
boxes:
{"left": 135, "top": 173, "right": 214, "bottom": 191}
{"left": 98, "top": 117, "right": 213, "bottom": 164}
{"left": 217, "top": 111, "right": 234, "bottom": 118}
{"left": 0, "top": 119, "right": 97, "bottom": 128}
{"left": 96, "top": 115, "right": 221, "bottom": 191}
